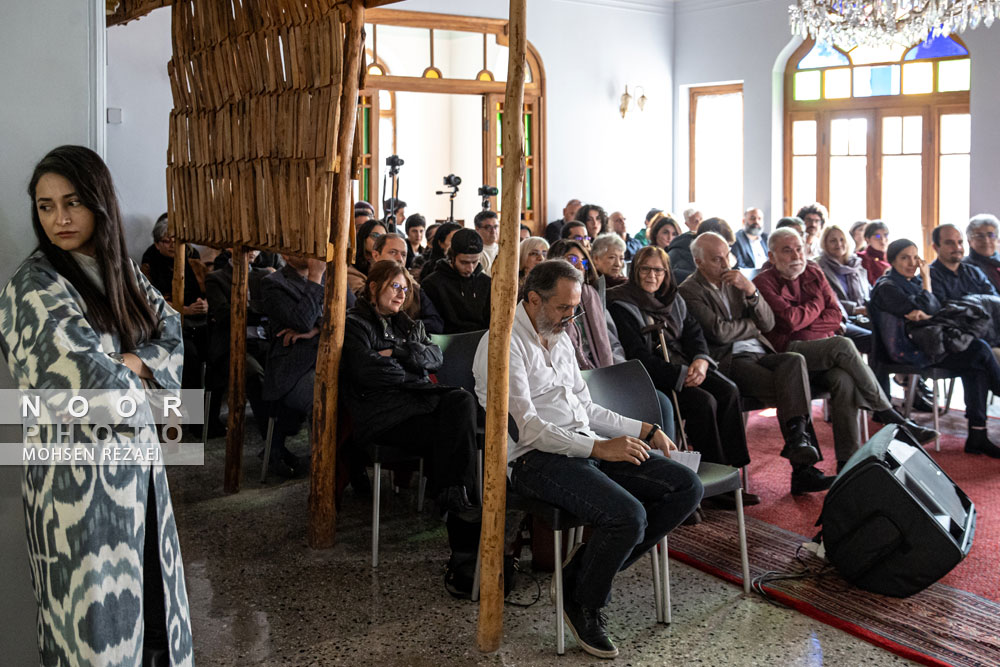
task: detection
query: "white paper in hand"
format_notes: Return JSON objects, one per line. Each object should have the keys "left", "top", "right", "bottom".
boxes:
{"left": 669, "top": 450, "right": 701, "bottom": 473}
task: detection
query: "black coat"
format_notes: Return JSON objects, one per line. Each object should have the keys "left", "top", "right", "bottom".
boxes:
{"left": 341, "top": 298, "right": 450, "bottom": 441}
{"left": 204, "top": 262, "right": 270, "bottom": 364}
{"left": 419, "top": 259, "right": 492, "bottom": 333}
{"left": 258, "top": 265, "right": 325, "bottom": 402}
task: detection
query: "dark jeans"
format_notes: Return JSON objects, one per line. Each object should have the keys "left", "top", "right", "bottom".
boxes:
{"left": 143, "top": 473, "right": 167, "bottom": 659}
{"left": 844, "top": 322, "right": 872, "bottom": 354}
{"left": 674, "top": 370, "right": 749, "bottom": 467}
{"left": 936, "top": 339, "right": 1000, "bottom": 428}
{"left": 510, "top": 450, "right": 703, "bottom": 609}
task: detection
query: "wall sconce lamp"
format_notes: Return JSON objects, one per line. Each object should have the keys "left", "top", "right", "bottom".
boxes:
{"left": 619, "top": 85, "right": 647, "bottom": 118}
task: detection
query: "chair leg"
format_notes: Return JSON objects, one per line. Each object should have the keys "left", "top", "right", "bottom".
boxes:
{"left": 735, "top": 489, "right": 750, "bottom": 594}
{"left": 902, "top": 374, "right": 919, "bottom": 418}
{"left": 202, "top": 389, "right": 211, "bottom": 447}
{"left": 416, "top": 458, "right": 425, "bottom": 512}
{"left": 860, "top": 410, "right": 870, "bottom": 443}
{"left": 477, "top": 449, "right": 484, "bottom": 502}
{"left": 932, "top": 382, "right": 941, "bottom": 452}
{"left": 471, "top": 548, "right": 481, "bottom": 603}
{"left": 649, "top": 549, "right": 662, "bottom": 623}
{"left": 741, "top": 466, "right": 751, "bottom": 494}
{"left": 372, "top": 461, "right": 382, "bottom": 568}
{"left": 823, "top": 398, "right": 831, "bottom": 422}
{"left": 260, "top": 416, "right": 275, "bottom": 483}
{"left": 944, "top": 378, "right": 956, "bottom": 411}
{"left": 553, "top": 529, "right": 565, "bottom": 655}
{"left": 660, "top": 535, "right": 671, "bottom": 624}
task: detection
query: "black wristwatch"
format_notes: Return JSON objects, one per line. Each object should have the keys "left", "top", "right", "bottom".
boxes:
{"left": 644, "top": 423, "right": 661, "bottom": 444}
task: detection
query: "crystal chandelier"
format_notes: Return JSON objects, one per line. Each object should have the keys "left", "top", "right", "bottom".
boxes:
{"left": 789, "top": 1, "right": 998, "bottom": 47}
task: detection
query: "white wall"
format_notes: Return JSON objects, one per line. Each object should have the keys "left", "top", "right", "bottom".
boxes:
{"left": 673, "top": 0, "right": 1000, "bottom": 231}
{"left": 0, "top": 2, "right": 105, "bottom": 662}
{"left": 107, "top": 0, "right": 675, "bottom": 239}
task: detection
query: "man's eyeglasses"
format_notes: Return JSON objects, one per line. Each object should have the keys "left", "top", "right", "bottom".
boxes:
{"left": 571, "top": 235, "right": 593, "bottom": 243}
{"left": 558, "top": 305, "right": 587, "bottom": 327}
{"left": 971, "top": 232, "right": 998, "bottom": 241}
{"left": 156, "top": 236, "right": 175, "bottom": 245}
{"left": 480, "top": 225, "right": 499, "bottom": 232}
{"left": 389, "top": 282, "right": 409, "bottom": 295}
{"left": 565, "top": 255, "right": 590, "bottom": 270}
{"left": 637, "top": 265, "right": 666, "bottom": 277}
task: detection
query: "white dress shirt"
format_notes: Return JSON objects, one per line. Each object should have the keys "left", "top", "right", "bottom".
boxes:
{"left": 472, "top": 302, "right": 642, "bottom": 473}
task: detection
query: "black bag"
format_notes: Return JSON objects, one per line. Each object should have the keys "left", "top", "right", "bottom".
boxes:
{"left": 818, "top": 426, "right": 976, "bottom": 597}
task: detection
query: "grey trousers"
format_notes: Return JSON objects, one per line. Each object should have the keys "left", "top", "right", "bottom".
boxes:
{"left": 727, "top": 351, "right": 812, "bottom": 442}
{"left": 788, "top": 336, "right": 891, "bottom": 462}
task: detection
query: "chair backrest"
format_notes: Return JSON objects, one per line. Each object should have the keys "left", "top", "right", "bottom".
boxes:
{"left": 429, "top": 330, "right": 487, "bottom": 394}
{"left": 581, "top": 359, "right": 661, "bottom": 424}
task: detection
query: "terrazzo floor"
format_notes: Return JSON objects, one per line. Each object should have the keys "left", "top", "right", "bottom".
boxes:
{"left": 170, "top": 422, "right": 917, "bottom": 666}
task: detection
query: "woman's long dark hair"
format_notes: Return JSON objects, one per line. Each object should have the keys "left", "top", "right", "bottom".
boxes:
{"left": 354, "top": 218, "right": 387, "bottom": 274}
{"left": 28, "top": 145, "right": 158, "bottom": 352}
{"left": 548, "top": 238, "right": 599, "bottom": 286}
{"left": 421, "top": 221, "right": 462, "bottom": 279}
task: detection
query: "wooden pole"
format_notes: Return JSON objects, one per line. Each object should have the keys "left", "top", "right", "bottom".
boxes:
{"left": 223, "top": 245, "right": 249, "bottom": 493}
{"left": 477, "top": 0, "right": 526, "bottom": 653}
{"left": 171, "top": 240, "right": 186, "bottom": 327}
{"left": 308, "top": 0, "right": 365, "bottom": 549}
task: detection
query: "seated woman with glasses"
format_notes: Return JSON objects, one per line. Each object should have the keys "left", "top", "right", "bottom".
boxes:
{"left": 857, "top": 220, "right": 891, "bottom": 286}
{"left": 348, "top": 218, "right": 388, "bottom": 291}
{"left": 608, "top": 246, "right": 749, "bottom": 469}
{"left": 518, "top": 236, "right": 549, "bottom": 296}
{"left": 341, "top": 259, "right": 482, "bottom": 596}
{"left": 560, "top": 219, "right": 593, "bottom": 250}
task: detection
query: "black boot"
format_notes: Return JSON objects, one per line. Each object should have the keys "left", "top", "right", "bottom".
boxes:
{"left": 780, "top": 416, "right": 821, "bottom": 466}
{"left": 965, "top": 428, "right": 1000, "bottom": 458}
{"left": 563, "top": 601, "right": 619, "bottom": 659}
{"left": 872, "top": 409, "right": 939, "bottom": 445}
{"left": 790, "top": 464, "right": 836, "bottom": 495}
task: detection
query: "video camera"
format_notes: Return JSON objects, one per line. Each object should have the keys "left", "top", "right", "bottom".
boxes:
{"left": 478, "top": 184, "right": 499, "bottom": 210}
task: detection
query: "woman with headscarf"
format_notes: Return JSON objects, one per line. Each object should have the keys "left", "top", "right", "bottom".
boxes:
{"left": 608, "top": 245, "right": 749, "bottom": 469}
{"left": 348, "top": 217, "right": 388, "bottom": 291}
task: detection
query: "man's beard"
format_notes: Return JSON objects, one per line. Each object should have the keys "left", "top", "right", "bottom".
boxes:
{"left": 745, "top": 223, "right": 762, "bottom": 236}
{"left": 536, "top": 308, "right": 566, "bottom": 346}
{"left": 780, "top": 261, "right": 806, "bottom": 280}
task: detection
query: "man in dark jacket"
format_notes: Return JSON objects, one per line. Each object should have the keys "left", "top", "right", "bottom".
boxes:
{"left": 732, "top": 207, "right": 769, "bottom": 269}
{"left": 420, "top": 229, "right": 492, "bottom": 333}
{"left": 930, "top": 224, "right": 997, "bottom": 302}
{"left": 545, "top": 198, "right": 581, "bottom": 244}
{"left": 964, "top": 214, "right": 1000, "bottom": 294}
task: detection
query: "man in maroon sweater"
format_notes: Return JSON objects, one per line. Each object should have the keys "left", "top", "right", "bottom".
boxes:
{"left": 754, "top": 228, "right": 937, "bottom": 469}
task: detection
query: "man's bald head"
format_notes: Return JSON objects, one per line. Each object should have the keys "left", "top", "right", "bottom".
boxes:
{"left": 692, "top": 232, "right": 731, "bottom": 284}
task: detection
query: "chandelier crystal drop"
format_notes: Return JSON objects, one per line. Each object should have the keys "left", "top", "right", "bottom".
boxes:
{"left": 789, "top": 1, "right": 998, "bottom": 47}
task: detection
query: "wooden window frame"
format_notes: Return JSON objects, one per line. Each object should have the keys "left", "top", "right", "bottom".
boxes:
{"left": 689, "top": 83, "right": 744, "bottom": 204}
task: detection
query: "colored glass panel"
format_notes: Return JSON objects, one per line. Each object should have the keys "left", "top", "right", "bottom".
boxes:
{"left": 362, "top": 107, "right": 370, "bottom": 153}
{"left": 824, "top": 68, "right": 851, "bottom": 98}
{"left": 363, "top": 167, "right": 370, "bottom": 202}
{"left": 524, "top": 113, "right": 532, "bottom": 156}
{"left": 904, "top": 35, "right": 968, "bottom": 61}
{"left": 525, "top": 167, "right": 533, "bottom": 210}
{"left": 792, "top": 120, "right": 817, "bottom": 155}
{"left": 798, "top": 40, "right": 850, "bottom": 69}
{"left": 902, "top": 62, "right": 933, "bottom": 94}
{"left": 794, "top": 71, "right": 821, "bottom": 101}
{"left": 938, "top": 59, "right": 971, "bottom": 92}
{"left": 853, "top": 65, "right": 900, "bottom": 97}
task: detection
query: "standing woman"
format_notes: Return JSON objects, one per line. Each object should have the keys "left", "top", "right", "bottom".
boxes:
{"left": 0, "top": 146, "right": 191, "bottom": 665}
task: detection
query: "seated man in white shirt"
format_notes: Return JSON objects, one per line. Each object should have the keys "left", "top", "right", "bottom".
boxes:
{"left": 473, "top": 259, "right": 703, "bottom": 660}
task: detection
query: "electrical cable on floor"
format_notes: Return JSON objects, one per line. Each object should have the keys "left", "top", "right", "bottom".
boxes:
{"left": 504, "top": 558, "right": 542, "bottom": 608}
{"left": 750, "top": 544, "right": 837, "bottom": 607}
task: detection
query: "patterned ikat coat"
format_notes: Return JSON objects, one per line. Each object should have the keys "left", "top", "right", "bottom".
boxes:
{"left": 0, "top": 251, "right": 193, "bottom": 666}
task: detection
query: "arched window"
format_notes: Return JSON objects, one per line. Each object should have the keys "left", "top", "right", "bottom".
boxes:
{"left": 784, "top": 35, "right": 970, "bottom": 253}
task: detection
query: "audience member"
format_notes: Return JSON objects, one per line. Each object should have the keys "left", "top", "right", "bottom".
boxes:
{"left": 680, "top": 233, "right": 831, "bottom": 494}
{"left": 817, "top": 225, "right": 870, "bottom": 316}
{"left": 421, "top": 229, "right": 492, "bottom": 333}
{"left": 670, "top": 217, "right": 734, "bottom": 285}
{"left": 609, "top": 210, "right": 642, "bottom": 259}
{"left": 348, "top": 218, "right": 387, "bottom": 291}
{"left": 591, "top": 233, "right": 628, "bottom": 288}
{"left": 404, "top": 213, "right": 426, "bottom": 268}
{"left": 387, "top": 199, "right": 407, "bottom": 229}
{"left": 871, "top": 239, "right": 1000, "bottom": 457}
{"left": 649, "top": 214, "right": 681, "bottom": 250}
{"left": 682, "top": 206, "right": 703, "bottom": 233}
{"left": 473, "top": 259, "right": 701, "bottom": 659}
{"left": 548, "top": 239, "right": 626, "bottom": 370}
{"left": 795, "top": 202, "right": 828, "bottom": 259}
{"left": 520, "top": 224, "right": 532, "bottom": 241}
{"left": 560, "top": 219, "right": 592, "bottom": 249}
{"left": 372, "top": 232, "right": 444, "bottom": 334}
{"left": 965, "top": 214, "right": 1000, "bottom": 293}
{"left": 354, "top": 200, "right": 375, "bottom": 226}
{"left": 211, "top": 248, "right": 285, "bottom": 272}
{"left": 545, "top": 198, "right": 582, "bottom": 243}
{"left": 635, "top": 208, "right": 662, "bottom": 247}
{"left": 342, "top": 260, "right": 482, "bottom": 596}
{"left": 475, "top": 210, "right": 500, "bottom": 276}
{"left": 609, "top": 246, "right": 751, "bottom": 472}
{"left": 732, "top": 207, "right": 769, "bottom": 269}
{"left": 576, "top": 204, "right": 609, "bottom": 241}
{"left": 754, "top": 229, "right": 937, "bottom": 469}
{"left": 518, "top": 236, "right": 549, "bottom": 295}
{"left": 425, "top": 222, "right": 442, "bottom": 249}
{"left": 849, "top": 220, "right": 868, "bottom": 253}
{"left": 857, "top": 220, "right": 890, "bottom": 285}
{"left": 417, "top": 221, "right": 461, "bottom": 281}
{"left": 259, "top": 254, "right": 334, "bottom": 477}
{"left": 775, "top": 216, "right": 805, "bottom": 236}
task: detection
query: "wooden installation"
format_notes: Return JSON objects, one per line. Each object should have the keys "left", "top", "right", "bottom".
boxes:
{"left": 107, "top": 0, "right": 170, "bottom": 27}
{"left": 478, "top": 0, "right": 527, "bottom": 653}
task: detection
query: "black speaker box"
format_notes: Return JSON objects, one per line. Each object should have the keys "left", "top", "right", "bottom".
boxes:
{"left": 820, "top": 425, "right": 976, "bottom": 597}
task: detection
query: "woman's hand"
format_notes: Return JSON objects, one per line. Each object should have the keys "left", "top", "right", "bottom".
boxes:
{"left": 377, "top": 348, "right": 393, "bottom": 357}
{"left": 183, "top": 298, "right": 208, "bottom": 316}
{"left": 276, "top": 326, "right": 320, "bottom": 346}
{"left": 684, "top": 358, "right": 709, "bottom": 387}
{"left": 904, "top": 309, "right": 931, "bottom": 322}
{"left": 121, "top": 353, "right": 153, "bottom": 379}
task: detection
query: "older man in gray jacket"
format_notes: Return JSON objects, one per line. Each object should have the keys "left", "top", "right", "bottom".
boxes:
{"left": 679, "top": 232, "right": 834, "bottom": 495}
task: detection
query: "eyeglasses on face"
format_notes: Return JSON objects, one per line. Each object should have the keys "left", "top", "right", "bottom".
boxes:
{"left": 389, "top": 282, "right": 409, "bottom": 295}
{"left": 971, "top": 232, "right": 998, "bottom": 241}
{"left": 557, "top": 305, "right": 587, "bottom": 327}
{"left": 157, "top": 236, "right": 175, "bottom": 245}
{"left": 370, "top": 232, "right": 383, "bottom": 240}
{"left": 637, "top": 265, "right": 666, "bottom": 276}
{"left": 571, "top": 235, "right": 593, "bottom": 243}
{"left": 565, "top": 255, "right": 590, "bottom": 270}
{"left": 480, "top": 225, "right": 499, "bottom": 232}
{"left": 870, "top": 233, "right": 888, "bottom": 241}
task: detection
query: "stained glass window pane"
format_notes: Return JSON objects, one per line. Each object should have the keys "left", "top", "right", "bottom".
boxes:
{"left": 853, "top": 65, "right": 900, "bottom": 97}
{"left": 903, "top": 34, "right": 968, "bottom": 61}
{"left": 792, "top": 156, "right": 817, "bottom": 209}
{"left": 902, "top": 116, "right": 922, "bottom": 154}
{"left": 798, "top": 41, "right": 850, "bottom": 69}
{"left": 940, "top": 154, "right": 970, "bottom": 226}
{"left": 792, "top": 120, "right": 817, "bottom": 155}
{"left": 848, "top": 44, "right": 905, "bottom": 65}
{"left": 825, "top": 68, "right": 851, "bottom": 98}
{"left": 938, "top": 59, "right": 971, "bottom": 92}
{"left": 902, "top": 62, "right": 933, "bottom": 94}
{"left": 883, "top": 117, "right": 902, "bottom": 155}
{"left": 794, "top": 71, "right": 821, "bottom": 101}
{"left": 940, "top": 114, "right": 971, "bottom": 154}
